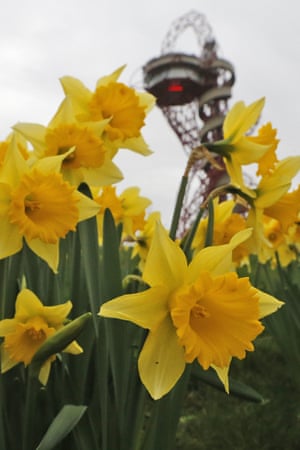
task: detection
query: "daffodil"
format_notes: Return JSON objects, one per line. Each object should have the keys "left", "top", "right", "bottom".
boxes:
{"left": 0, "top": 289, "right": 82, "bottom": 385}
{"left": 13, "top": 97, "right": 123, "bottom": 187}
{"left": 260, "top": 215, "right": 296, "bottom": 266}
{"left": 192, "top": 198, "right": 248, "bottom": 264}
{"left": 100, "top": 222, "right": 283, "bottom": 399}
{"left": 205, "top": 98, "right": 273, "bottom": 197}
{"left": 246, "top": 157, "right": 300, "bottom": 259}
{"left": 0, "top": 132, "right": 30, "bottom": 171}
{"left": 131, "top": 211, "right": 161, "bottom": 269}
{"left": 0, "top": 135, "right": 100, "bottom": 272}
{"left": 60, "top": 66, "right": 155, "bottom": 157}
{"left": 93, "top": 185, "right": 151, "bottom": 239}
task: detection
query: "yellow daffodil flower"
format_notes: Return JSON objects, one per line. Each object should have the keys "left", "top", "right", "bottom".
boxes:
{"left": 0, "top": 289, "right": 82, "bottom": 385}
{"left": 246, "top": 157, "right": 300, "bottom": 259}
{"left": 100, "top": 222, "right": 283, "bottom": 399}
{"left": 205, "top": 98, "right": 273, "bottom": 197}
{"left": 60, "top": 66, "right": 155, "bottom": 157}
{"left": 192, "top": 199, "right": 248, "bottom": 264}
{"left": 13, "top": 97, "right": 123, "bottom": 187}
{"left": 0, "top": 136, "right": 100, "bottom": 272}
{"left": 131, "top": 211, "right": 161, "bottom": 269}
{"left": 93, "top": 185, "right": 151, "bottom": 239}
{"left": 260, "top": 215, "right": 296, "bottom": 266}
{"left": 249, "top": 122, "right": 279, "bottom": 176}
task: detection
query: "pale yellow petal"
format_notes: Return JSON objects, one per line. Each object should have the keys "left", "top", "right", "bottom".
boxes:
{"left": 33, "top": 150, "right": 74, "bottom": 174}
{"left": 96, "top": 65, "right": 125, "bottom": 87}
{"left": 138, "top": 316, "right": 186, "bottom": 399}
{"left": 13, "top": 123, "right": 47, "bottom": 154}
{"left": 138, "top": 91, "right": 156, "bottom": 113}
{"left": 224, "top": 98, "right": 265, "bottom": 143}
{"left": 26, "top": 239, "right": 59, "bottom": 273}
{"left": 211, "top": 363, "right": 230, "bottom": 393}
{"left": 233, "top": 137, "right": 270, "bottom": 165}
{"left": 121, "top": 135, "right": 153, "bottom": 156}
{"left": 42, "top": 301, "right": 73, "bottom": 327}
{"left": 75, "top": 191, "right": 100, "bottom": 222}
{"left": 0, "top": 216, "right": 23, "bottom": 259}
{"left": 224, "top": 159, "right": 256, "bottom": 198}
{"left": 78, "top": 158, "right": 123, "bottom": 187}
{"left": 48, "top": 97, "right": 76, "bottom": 129}
{"left": 38, "top": 360, "right": 52, "bottom": 385}
{"left": 187, "top": 228, "right": 253, "bottom": 280}
{"left": 143, "top": 222, "right": 187, "bottom": 290}
{"left": 0, "top": 318, "right": 19, "bottom": 335}
{"left": 1, "top": 346, "right": 19, "bottom": 372}
{"left": 64, "top": 340, "right": 83, "bottom": 355}
{"left": 60, "top": 76, "right": 93, "bottom": 113}
{"left": 256, "top": 289, "right": 284, "bottom": 318}
{"left": 256, "top": 156, "right": 300, "bottom": 208}
{"left": 15, "top": 288, "right": 44, "bottom": 319}
{"left": 100, "top": 286, "right": 170, "bottom": 331}
{"left": 0, "top": 135, "right": 28, "bottom": 184}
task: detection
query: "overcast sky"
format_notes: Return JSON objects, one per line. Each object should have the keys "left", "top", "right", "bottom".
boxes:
{"left": 0, "top": 0, "right": 299, "bottom": 224}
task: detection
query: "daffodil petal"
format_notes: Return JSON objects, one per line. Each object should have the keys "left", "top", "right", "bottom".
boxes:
{"left": 42, "top": 301, "right": 73, "bottom": 326}
{"left": 13, "top": 123, "right": 47, "bottom": 154}
{"left": 187, "top": 228, "right": 253, "bottom": 281}
{"left": 0, "top": 216, "right": 23, "bottom": 259}
{"left": 256, "top": 289, "right": 284, "bottom": 318}
{"left": 138, "top": 316, "right": 185, "bottom": 399}
{"left": 256, "top": 156, "right": 300, "bottom": 208}
{"left": 26, "top": 239, "right": 59, "bottom": 273}
{"left": 80, "top": 158, "right": 123, "bottom": 187}
{"left": 15, "top": 289, "right": 44, "bottom": 319}
{"left": 96, "top": 65, "right": 125, "bottom": 87}
{"left": 233, "top": 137, "right": 270, "bottom": 165}
{"left": 119, "top": 135, "right": 152, "bottom": 156}
{"left": 48, "top": 97, "right": 76, "bottom": 128}
{"left": 211, "top": 363, "right": 230, "bottom": 393}
{"left": 60, "top": 76, "right": 93, "bottom": 114}
{"left": 75, "top": 191, "right": 100, "bottom": 222}
{"left": 0, "top": 318, "right": 18, "bottom": 335}
{"left": 143, "top": 222, "right": 187, "bottom": 290}
{"left": 64, "top": 340, "right": 83, "bottom": 355}
{"left": 224, "top": 158, "right": 256, "bottom": 198}
{"left": 100, "top": 286, "right": 170, "bottom": 331}
{"left": 34, "top": 151, "right": 74, "bottom": 174}
{"left": 0, "top": 135, "right": 28, "bottom": 184}
{"left": 38, "top": 360, "right": 52, "bottom": 385}
{"left": 224, "top": 98, "right": 265, "bottom": 143}
{"left": 0, "top": 346, "right": 19, "bottom": 372}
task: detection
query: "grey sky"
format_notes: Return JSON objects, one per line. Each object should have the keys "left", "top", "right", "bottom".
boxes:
{"left": 0, "top": 0, "right": 299, "bottom": 224}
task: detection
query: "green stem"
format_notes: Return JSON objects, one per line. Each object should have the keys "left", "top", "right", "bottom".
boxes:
{"left": 169, "top": 175, "right": 188, "bottom": 240}
{"left": 22, "top": 372, "right": 40, "bottom": 450}
{"left": 204, "top": 198, "right": 214, "bottom": 247}
{"left": 181, "top": 206, "right": 205, "bottom": 259}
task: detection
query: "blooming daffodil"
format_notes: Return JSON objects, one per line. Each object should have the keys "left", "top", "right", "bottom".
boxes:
{"left": 100, "top": 222, "right": 283, "bottom": 399}
{"left": 13, "top": 97, "right": 123, "bottom": 187}
{"left": 0, "top": 289, "right": 82, "bottom": 385}
{"left": 60, "top": 66, "right": 155, "bottom": 157}
{"left": 0, "top": 135, "right": 100, "bottom": 272}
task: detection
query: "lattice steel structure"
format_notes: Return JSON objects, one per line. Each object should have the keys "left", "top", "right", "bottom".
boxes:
{"left": 143, "top": 10, "right": 235, "bottom": 235}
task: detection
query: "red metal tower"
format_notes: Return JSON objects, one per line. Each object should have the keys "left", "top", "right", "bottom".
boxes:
{"left": 143, "top": 10, "right": 235, "bottom": 235}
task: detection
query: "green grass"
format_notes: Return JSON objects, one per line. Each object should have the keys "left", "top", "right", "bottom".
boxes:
{"left": 175, "top": 334, "right": 300, "bottom": 450}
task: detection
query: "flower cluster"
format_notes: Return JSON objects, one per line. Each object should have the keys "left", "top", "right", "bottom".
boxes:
{"left": 0, "top": 66, "right": 155, "bottom": 385}
{"left": 0, "top": 74, "right": 292, "bottom": 415}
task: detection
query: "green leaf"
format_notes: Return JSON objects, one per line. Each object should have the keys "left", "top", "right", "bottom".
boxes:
{"left": 36, "top": 405, "right": 87, "bottom": 450}
{"left": 102, "top": 208, "right": 123, "bottom": 300}
{"left": 191, "top": 364, "right": 264, "bottom": 403}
